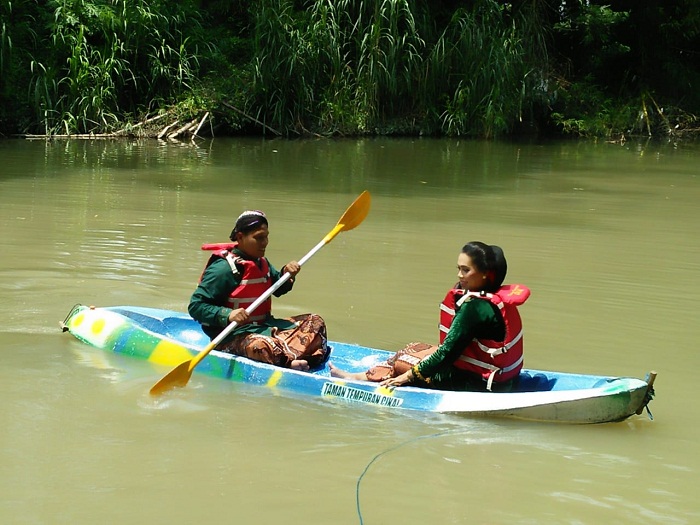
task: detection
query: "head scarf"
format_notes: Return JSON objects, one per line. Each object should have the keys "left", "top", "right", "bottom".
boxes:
{"left": 229, "top": 210, "right": 268, "bottom": 240}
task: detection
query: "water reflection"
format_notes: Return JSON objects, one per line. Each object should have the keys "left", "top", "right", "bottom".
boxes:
{"left": 0, "top": 137, "right": 698, "bottom": 525}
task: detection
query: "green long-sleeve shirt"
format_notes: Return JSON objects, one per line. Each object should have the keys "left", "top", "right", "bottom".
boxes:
{"left": 188, "top": 249, "right": 296, "bottom": 341}
{"left": 416, "top": 295, "right": 507, "bottom": 391}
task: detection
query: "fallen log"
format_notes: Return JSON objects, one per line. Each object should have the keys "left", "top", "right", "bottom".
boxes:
{"left": 21, "top": 133, "right": 125, "bottom": 139}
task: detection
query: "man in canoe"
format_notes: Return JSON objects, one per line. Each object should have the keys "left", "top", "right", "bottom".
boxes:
{"left": 188, "top": 210, "right": 329, "bottom": 371}
{"left": 330, "top": 241, "right": 530, "bottom": 391}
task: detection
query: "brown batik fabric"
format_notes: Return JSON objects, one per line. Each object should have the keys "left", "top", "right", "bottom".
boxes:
{"left": 218, "top": 314, "right": 329, "bottom": 368}
{"left": 365, "top": 341, "right": 439, "bottom": 382}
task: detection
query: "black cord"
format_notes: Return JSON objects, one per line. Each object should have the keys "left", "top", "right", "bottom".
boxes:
{"left": 355, "top": 430, "right": 456, "bottom": 524}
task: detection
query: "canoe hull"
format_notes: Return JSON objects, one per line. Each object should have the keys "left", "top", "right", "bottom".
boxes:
{"left": 61, "top": 305, "right": 654, "bottom": 424}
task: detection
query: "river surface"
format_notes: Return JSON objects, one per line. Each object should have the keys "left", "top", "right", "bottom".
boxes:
{"left": 1, "top": 137, "right": 698, "bottom": 524}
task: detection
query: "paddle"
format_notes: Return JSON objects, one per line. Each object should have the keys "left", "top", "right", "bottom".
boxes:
{"left": 149, "top": 190, "right": 372, "bottom": 396}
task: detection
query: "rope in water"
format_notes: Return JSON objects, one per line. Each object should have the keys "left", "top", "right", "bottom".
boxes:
{"left": 355, "top": 429, "right": 457, "bottom": 525}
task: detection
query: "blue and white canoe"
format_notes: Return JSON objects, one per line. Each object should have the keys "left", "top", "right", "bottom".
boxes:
{"left": 61, "top": 305, "right": 656, "bottom": 424}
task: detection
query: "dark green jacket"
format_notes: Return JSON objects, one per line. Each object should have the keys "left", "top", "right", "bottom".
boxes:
{"left": 417, "top": 296, "right": 507, "bottom": 391}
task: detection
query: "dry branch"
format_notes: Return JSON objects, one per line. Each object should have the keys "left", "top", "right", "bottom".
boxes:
{"left": 157, "top": 120, "right": 180, "bottom": 139}
{"left": 17, "top": 110, "right": 215, "bottom": 141}
{"left": 222, "top": 101, "right": 282, "bottom": 136}
{"left": 126, "top": 112, "right": 169, "bottom": 131}
{"left": 168, "top": 119, "right": 199, "bottom": 139}
{"left": 192, "top": 112, "right": 210, "bottom": 139}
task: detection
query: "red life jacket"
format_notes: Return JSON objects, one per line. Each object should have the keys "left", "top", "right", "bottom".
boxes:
{"left": 439, "top": 284, "right": 530, "bottom": 390}
{"left": 200, "top": 242, "right": 272, "bottom": 323}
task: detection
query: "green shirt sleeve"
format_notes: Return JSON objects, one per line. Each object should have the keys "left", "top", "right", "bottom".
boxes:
{"left": 417, "top": 296, "right": 505, "bottom": 378}
{"left": 188, "top": 258, "right": 241, "bottom": 327}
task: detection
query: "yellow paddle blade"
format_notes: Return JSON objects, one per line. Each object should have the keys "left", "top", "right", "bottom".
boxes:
{"left": 149, "top": 360, "right": 194, "bottom": 396}
{"left": 324, "top": 190, "right": 371, "bottom": 243}
{"left": 338, "top": 190, "right": 371, "bottom": 231}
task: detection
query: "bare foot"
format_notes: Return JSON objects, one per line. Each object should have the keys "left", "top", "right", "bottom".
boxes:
{"left": 329, "top": 362, "right": 368, "bottom": 380}
{"left": 291, "top": 359, "right": 310, "bottom": 371}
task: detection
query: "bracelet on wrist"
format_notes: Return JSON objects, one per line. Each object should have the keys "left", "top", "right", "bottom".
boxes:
{"left": 411, "top": 365, "right": 430, "bottom": 384}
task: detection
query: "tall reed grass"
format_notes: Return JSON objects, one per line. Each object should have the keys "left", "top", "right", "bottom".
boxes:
{"left": 435, "top": 5, "right": 534, "bottom": 137}
{"left": 5, "top": 0, "right": 549, "bottom": 137}
{"left": 249, "top": 0, "right": 548, "bottom": 137}
{"left": 29, "top": 0, "right": 204, "bottom": 134}
{"left": 0, "top": 15, "right": 7, "bottom": 82}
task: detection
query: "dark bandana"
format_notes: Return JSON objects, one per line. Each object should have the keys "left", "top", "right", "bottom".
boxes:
{"left": 230, "top": 210, "right": 268, "bottom": 239}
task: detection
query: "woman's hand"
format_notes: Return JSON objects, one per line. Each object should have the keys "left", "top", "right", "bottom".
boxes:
{"left": 283, "top": 261, "right": 301, "bottom": 276}
{"left": 380, "top": 370, "right": 413, "bottom": 388}
{"left": 228, "top": 308, "right": 250, "bottom": 325}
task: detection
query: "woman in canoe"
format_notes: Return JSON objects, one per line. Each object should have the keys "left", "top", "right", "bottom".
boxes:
{"left": 188, "top": 210, "right": 329, "bottom": 371}
{"left": 330, "top": 241, "right": 530, "bottom": 391}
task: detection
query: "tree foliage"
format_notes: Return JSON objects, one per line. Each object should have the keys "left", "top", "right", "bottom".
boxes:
{"left": 0, "top": 0, "right": 698, "bottom": 138}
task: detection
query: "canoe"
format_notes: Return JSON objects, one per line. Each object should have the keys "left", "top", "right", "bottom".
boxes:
{"left": 60, "top": 304, "right": 656, "bottom": 424}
